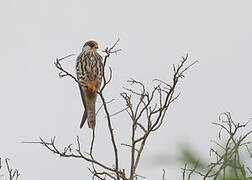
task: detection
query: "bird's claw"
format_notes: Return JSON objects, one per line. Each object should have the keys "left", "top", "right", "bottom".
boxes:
{"left": 92, "top": 86, "right": 96, "bottom": 93}
{"left": 87, "top": 83, "right": 96, "bottom": 93}
{"left": 87, "top": 83, "right": 92, "bottom": 90}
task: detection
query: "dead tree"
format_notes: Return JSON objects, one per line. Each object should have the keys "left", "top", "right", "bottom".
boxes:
{"left": 23, "top": 39, "right": 197, "bottom": 180}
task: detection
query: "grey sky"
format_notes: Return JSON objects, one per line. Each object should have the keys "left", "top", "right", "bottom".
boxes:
{"left": 0, "top": 0, "right": 251, "bottom": 179}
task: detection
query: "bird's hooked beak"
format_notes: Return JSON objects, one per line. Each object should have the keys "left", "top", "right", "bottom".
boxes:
{"left": 94, "top": 43, "right": 98, "bottom": 49}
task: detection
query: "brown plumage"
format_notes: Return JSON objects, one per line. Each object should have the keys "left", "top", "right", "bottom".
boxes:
{"left": 76, "top": 40, "right": 103, "bottom": 129}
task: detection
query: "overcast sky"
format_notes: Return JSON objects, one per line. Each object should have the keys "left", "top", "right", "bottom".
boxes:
{"left": 0, "top": 0, "right": 252, "bottom": 179}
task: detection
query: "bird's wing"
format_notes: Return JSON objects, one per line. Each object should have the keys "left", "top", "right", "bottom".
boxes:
{"left": 76, "top": 53, "right": 88, "bottom": 128}
{"left": 76, "top": 53, "right": 87, "bottom": 101}
{"left": 78, "top": 85, "right": 86, "bottom": 108}
{"left": 94, "top": 52, "right": 104, "bottom": 89}
{"left": 76, "top": 53, "right": 87, "bottom": 86}
{"left": 79, "top": 85, "right": 87, "bottom": 128}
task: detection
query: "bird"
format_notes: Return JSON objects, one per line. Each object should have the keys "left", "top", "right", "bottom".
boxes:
{"left": 76, "top": 40, "right": 104, "bottom": 129}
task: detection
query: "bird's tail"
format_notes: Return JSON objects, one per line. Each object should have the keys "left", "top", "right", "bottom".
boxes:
{"left": 80, "top": 110, "right": 87, "bottom": 128}
{"left": 80, "top": 87, "right": 97, "bottom": 129}
{"left": 87, "top": 108, "right": 96, "bottom": 129}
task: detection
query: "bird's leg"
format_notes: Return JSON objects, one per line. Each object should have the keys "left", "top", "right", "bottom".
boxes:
{"left": 87, "top": 83, "right": 92, "bottom": 91}
{"left": 92, "top": 80, "right": 96, "bottom": 93}
{"left": 87, "top": 81, "right": 96, "bottom": 93}
{"left": 92, "top": 86, "right": 96, "bottom": 93}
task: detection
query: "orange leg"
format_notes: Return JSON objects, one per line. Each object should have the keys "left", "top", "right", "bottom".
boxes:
{"left": 87, "top": 83, "right": 96, "bottom": 93}
{"left": 92, "top": 86, "right": 96, "bottom": 93}
{"left": 87, "top": 83, "right": 92, "bottom": 91}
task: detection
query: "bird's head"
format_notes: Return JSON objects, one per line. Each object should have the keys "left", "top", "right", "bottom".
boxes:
{"left": 82, "top": 40, "right": 99, "bottom": 52}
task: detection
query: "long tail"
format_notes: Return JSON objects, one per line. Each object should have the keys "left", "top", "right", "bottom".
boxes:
{"left": 79, "top": 86, "right": 97, "bottom": 129}
{"left": 80, "top": 110, "right": 87, "bottom": 128}
{"left": 87, "top": 109, "right": 96, "bottom": 129}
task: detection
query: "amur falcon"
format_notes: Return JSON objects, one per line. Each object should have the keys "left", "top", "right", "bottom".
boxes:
{"left": 76, "top": 40, "right": 104, "bottom": 129}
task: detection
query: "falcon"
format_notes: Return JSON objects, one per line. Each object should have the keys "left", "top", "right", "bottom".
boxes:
{"left": 76, "top": 40, "right": 104, "bottom": 129}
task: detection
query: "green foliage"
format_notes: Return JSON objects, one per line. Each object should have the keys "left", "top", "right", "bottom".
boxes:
{"left": 181, "top": 112, "right": 252, "bottom": 180}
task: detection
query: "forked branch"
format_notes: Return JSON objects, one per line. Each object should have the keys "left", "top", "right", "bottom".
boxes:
{"left": 0, "top": 158, "right": 20, "bottom": 180}
{"left": 119, "top": 54, "right": 198, "bottom": 180}
{"left": 182, "top": 112, "right": 252, "bottom": 179}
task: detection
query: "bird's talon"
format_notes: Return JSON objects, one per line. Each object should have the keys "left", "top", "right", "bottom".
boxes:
{"left": 87, "top": 84, "right": 92, "bottom": 90}
{"left": 92, "top": 86, "right": 96, "bottom": 93}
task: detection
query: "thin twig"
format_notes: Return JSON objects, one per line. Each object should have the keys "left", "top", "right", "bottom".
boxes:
{"left": 54, "top": 54, "right": 79, "bottom": 84}
{"left": 90, "top": 129, "right": 96, "bottom": 155}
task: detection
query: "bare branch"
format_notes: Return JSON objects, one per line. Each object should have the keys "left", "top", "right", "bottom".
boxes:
{"left": 121, "top": 143, "right": 139, "bottom": 152}
{"left": 98, "top": 39, "right": 122, "bottom": 180}
{"left": 106, "top": 107, "right": 129, "bottom": 118}
{"left": 183, "top": 112, "right": 252, "bottom": 179}
{"left": 54, "top": 54, "right": 79, "bottom": 84}
{"left": 90, "top": 129, "right": 95, "bottom": 155}
{"left": 162, "top": 169, "right": 166, "bottom": 180}
{"left": 4, "top": 158, "right": 20, "bottom": 180}
{"left": 96, "top": 99, "right": 115, "bottom": 115}
{"left": 100, "top": 38, "right": 122, "bottom": 92}
{"left": 22, "top": 136, "right": 129, "bottom": 178}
